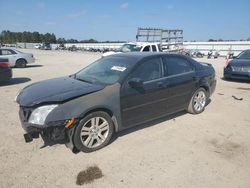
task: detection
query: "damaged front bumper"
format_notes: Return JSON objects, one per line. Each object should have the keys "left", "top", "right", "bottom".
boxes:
{"left": 19, "top": 107, "right": 78, "bottom": 149}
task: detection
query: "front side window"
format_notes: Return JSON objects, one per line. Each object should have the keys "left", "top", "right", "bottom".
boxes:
{"left": 164, "top": 57, "right": 194, "bottom": 76}
{"left": 130, "top": 57, "right": 162, "bottom": 82}
{"left": 142, "top": 45, "right": 150, "bottom": 52}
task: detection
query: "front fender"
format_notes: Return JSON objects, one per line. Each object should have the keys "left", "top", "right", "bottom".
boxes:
{"left": 45, "top": 83, "right": 122, "bottom": 131}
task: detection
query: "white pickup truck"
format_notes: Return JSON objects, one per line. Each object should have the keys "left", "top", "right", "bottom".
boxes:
{"left": 102, "top": 42, "right": 162, "bottom": 57}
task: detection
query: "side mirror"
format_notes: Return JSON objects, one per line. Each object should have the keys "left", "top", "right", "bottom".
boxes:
{"left": 128, "top": 78, "right": 143, "bottom": 88}
{"left": 232, "top": 56, "right": 237, "bottom": 59}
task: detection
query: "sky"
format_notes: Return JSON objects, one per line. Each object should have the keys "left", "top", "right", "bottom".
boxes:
{"left": 0, "top": 0, "right": 250, "bottom": 41}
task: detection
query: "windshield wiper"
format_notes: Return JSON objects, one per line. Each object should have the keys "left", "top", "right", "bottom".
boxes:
{"left": 75, "top": 76, "right": 93, "bottom": 84}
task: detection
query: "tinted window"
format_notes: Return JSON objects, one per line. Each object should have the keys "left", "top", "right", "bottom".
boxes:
{"left": 152, "top": 45, "right": 157, "bottom": 52}
{"left": 130, "top": 57, "right": 162, "bottom": 82}
{"left": 164, "top": 57, "right": 194, "bottom": 76}
{"left": 142, "top": 45, "right": 150, "bottom": 52}
{"left": 237, "top": 50, "right": 250, "bottom": 59}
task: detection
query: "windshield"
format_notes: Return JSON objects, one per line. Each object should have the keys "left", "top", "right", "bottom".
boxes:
{"left": 75, "top": 57, "right": 136, "bottom": 85}
{"left": 236, "top": 50, "right": 250, "bottom": 59}
{"left": 117, "top": 44, "right": 142, "bottom": 53}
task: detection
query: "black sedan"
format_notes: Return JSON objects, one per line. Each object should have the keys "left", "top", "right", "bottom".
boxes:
{"left": 224, "top": 49, "right": 250, "bottom": 80}
{"left": 16, "top": 53, "right": 216, "bottom": 152}
{"left": 0, "top": 58, "right": 12, "bottom": 83}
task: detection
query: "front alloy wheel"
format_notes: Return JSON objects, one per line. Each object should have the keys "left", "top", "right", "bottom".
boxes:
{"left": 73, "top": 111, "right": 114, "bottom": 152}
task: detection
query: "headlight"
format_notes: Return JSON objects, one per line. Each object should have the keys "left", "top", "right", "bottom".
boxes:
{"left": 28, "top": 105, "right": 58, "bottom": 125}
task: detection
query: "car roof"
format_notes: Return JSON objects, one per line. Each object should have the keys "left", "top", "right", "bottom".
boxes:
{"left": 108, "top": 52, "right": 185, "bottom": 62}
{"left": 124, "top": 42, "right": 160, "bottom": 46}
{"left": 0, "top": 47, "right": 17, "bottom": 50}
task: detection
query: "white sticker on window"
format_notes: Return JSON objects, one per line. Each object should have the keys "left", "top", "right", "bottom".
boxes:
{"left": 111, "top": 66, "right": 127, "bottom": 72}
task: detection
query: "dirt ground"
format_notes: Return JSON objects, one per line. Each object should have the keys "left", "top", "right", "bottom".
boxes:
{"left": 0, "top": 49, "right": 249, "bottom": 188}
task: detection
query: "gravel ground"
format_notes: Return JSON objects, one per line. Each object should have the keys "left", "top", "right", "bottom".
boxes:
{"left": 0, "top": 49, "right": 250, "bottom": 188}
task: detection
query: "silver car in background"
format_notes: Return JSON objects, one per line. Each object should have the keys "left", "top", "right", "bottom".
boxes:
{"left": 0, "top": 48, "right": 35, "bottom": 68}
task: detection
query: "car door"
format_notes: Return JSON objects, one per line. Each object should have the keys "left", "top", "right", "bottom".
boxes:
{"left": 120, "top": 56, "right": 170, "bottom": 127}
{"left": 0, "top": 49, "right": 17, "bottom": 67}
{"left": 163, "top": 55, "right": 197, "bottom": 112}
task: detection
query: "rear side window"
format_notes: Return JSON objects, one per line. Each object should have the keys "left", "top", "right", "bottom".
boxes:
{"left": 152, "top": 45, "right": 157, "bottom": 52}
{"left": 164, "top": 56, "right": 194, "bottom": 76}
{"left": 130, "top": 57, "right": 162, "bottom": 82}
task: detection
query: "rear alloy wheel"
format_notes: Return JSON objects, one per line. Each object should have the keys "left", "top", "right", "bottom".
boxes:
{"left": 16, "top": 59, "right": 27, "bottom": 68}
{"left": 73, "top": 111, "right": 114, "bottom": 152}
{"left": 188, "top": 88, "right": 207, "bottom": 114}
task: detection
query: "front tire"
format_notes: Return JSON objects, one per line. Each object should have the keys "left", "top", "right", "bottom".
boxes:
{"left": 73, "top": 111, "right": 114, "bottom": 152}
{"left": 187, "top": 88, "right": 208, "bottom": 114}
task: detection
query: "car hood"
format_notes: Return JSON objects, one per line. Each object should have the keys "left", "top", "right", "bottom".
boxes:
{"left": 16, "top": 76, "right": 105, "bottom": 107}
{"left": 230, "top": 59, "right": 250, "bottom": 66}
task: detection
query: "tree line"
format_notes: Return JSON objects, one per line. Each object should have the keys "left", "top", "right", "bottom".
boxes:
{"left": 0, "top": 30, "right": 126, "bottom": 44}
{"left": 0, "top": 30, "right": 56, "bottom": 43}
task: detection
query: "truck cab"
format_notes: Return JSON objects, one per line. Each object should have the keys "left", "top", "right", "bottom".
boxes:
{"left": 102, "top": 42, "right": 162, "bottom": 57}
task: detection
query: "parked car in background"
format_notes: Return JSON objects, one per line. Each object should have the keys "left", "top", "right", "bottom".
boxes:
{"left": 192, "top": 50, "right": 204, "bottom": 58}
{"left": 0, "top": 48, "right": 35, "bottom": 68}
{"left": 34, "top": 44, "right": 41, "bottom": 49}
{"left": 68, "top": 45, "right": 78, "bottom": 51}
{"left": 55, "top": 44, "right": 66, "bottom": 50}
{"left": 224, "top": 49, "right": 250, "bottom": 80}
{"left": 102, "top": 42, "right": 162, "bottom": 57}
{"left": 40, "top": 42, "right": 51, "bottom": 50}
{"left": 16, "top": 52, "right": 216, "bottom": 152}
{"left": 0, "top": 58, "right": 12, "bottom": 82}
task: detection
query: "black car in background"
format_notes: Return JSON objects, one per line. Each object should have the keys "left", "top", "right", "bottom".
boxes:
{"left": 0, "top": 58, "right": 12, "bottom": 83}
{"left": 224, "top": 49, "right": 250, "bottom": 80}
{"left": 16, "top": 52, "right": 216, "bottom": 152}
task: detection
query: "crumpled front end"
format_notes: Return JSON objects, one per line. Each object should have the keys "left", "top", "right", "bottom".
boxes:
{"left": 19, "top": 106, "right": 76, "bottom": 147}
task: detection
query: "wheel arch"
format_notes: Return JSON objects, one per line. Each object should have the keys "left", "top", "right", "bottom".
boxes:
{"left": 16, "top": 58, "right": 27, "bottom": 64}
{"left": 80, "top": 107, "right": 119, "bottom": 132}
{"left": 199, "top": 83, "right": 210, "bottom": 96}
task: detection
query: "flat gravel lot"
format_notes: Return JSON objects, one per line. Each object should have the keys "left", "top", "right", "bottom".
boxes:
{"left": 0, "top": 49, "right": 250, "bottom": 188}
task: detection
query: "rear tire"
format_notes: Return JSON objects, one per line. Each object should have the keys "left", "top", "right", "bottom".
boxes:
{"left": 187, "top": 88, "right": 208, "bottom": 114}
{"left": 73, "top": 111, "right": 114, "bottom": 152}
{"left": 16, "top": 59, "right": 27, "bottom": 68}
